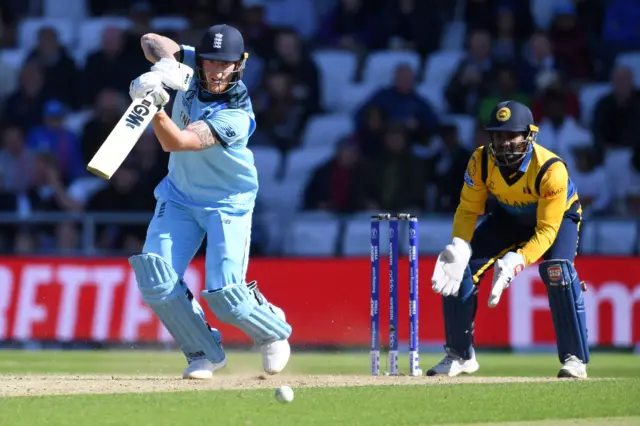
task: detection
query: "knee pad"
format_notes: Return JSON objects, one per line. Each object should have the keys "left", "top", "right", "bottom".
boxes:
{"left": 202, "top": 282, "right": 292, "bottom": 345}
{"left": 129, "top": 253, "right": 225, "bottom": 363}
{"left": 539, "top": 259, "right": 590, "bottom": 364}
{"left": 442, "top": 266, "right": 477, "bottom": 360}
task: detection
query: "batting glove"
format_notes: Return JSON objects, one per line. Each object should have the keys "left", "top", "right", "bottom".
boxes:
{"left": 148, "top": 86, "right": 170, "bottom": 108}
{"left": 151, "top": 58, "right": 193, "bottom": 92}
{"left": 431, "top": 237, "right": 471, "bottom": 297}
{"left": 129, "top": 71, "right": 163, "bottom": 101}
{"left": 488, "top": 251, "right": 525, "bottom": 307}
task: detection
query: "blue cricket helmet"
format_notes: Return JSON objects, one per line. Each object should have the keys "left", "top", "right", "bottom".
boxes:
{"left": 196, "top": 24, "right": 249, "bottom": 94}
{"left": 485, "top": 100, "right": 539, "bottom": 167}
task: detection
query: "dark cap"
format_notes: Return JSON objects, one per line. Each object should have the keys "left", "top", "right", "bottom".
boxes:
{"left": 198, "top": 24, "right": 245, "bottom": 62}
{"left": 486, "top": 100, "right": 535, "bottom": 133}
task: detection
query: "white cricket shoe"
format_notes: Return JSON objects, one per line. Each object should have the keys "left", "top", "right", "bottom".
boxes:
{"left": 182, "top": 358, "right": 227, "bottom": 380}
{"left": 259, "top": 304, "right": 291, "bottom": 375}
{"left": 426, "top": 351, "right": 479, "bottom": 377}
{"left": 557, "top": 355, "right": 587, "bottom": 379}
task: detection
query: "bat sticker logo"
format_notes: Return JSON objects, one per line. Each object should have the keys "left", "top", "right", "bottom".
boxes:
{"left": 125, "top": 100, "right": 151, "bottom": 129}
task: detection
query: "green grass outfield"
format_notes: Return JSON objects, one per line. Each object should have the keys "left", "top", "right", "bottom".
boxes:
{"left": 0, "top": 350, "right": 638, "bottom": 426}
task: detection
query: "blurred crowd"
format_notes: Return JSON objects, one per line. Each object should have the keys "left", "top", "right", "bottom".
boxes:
{"left": 0, "top": 0, "right": 639, "bottom": 254}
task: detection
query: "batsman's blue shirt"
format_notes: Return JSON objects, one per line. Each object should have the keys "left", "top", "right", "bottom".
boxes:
{"left": 154, "top": 45, "right": 258, "bottom": 211}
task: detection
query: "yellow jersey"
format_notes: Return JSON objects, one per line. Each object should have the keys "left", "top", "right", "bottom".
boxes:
{"left": 452, "top": 143, "right": 580, "bottom": 266}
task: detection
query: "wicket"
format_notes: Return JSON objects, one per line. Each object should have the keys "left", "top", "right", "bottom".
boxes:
{"left": 370, "top": 213, "right": 422, "bottom": 376}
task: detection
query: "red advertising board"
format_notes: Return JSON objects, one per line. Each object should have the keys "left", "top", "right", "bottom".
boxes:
{"left": 0, "top": 257, "right": 638, "bottom": 347}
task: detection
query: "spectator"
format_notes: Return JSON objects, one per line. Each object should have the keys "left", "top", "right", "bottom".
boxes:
{"left": 266, "top": 28, "right": 321, "bottom": 114}
{"left": 592, "top": 66, "right": 640, "bottom": 207}
{"left": 316, "top": 0, "right": 374, "bottom": 53}
{"left": 537, "top": 90, "right": 592, "bottom": 174}
{"left": 445, "top": 29, "right": 495, "bottom": 115}
{"left": 431, "top": 124, "right": 472, "bottom": 213}
{"left": 1, "top": 61, "right": 51, "bottom": 132}
{"left": 0, "top": 126, "right": 33, "bottom": 193}
{"left": 477, "top": 66, "right": 531, "bottom": 123}
{"left": 81, "top": 89, "right": 128, "bottom": 165}
{"left": 82, "top": 26, "right": 139, "bottom": 107}
{"left": 26, "top": 100, "right": 84, "bottom": 183}
{"left": 353, "top": 105, "right": 387, "bottom": 159}
{"left": 252, "top": 71, "right": 310, "bottom": 153}
{"left": 602, "top": 0, "right": 640, "bottom": 51}
{"left": 492, "top": 7, "right": 519, "bottom": 63}
{"left": 26, "top": 27, "right": 79, "bottom": 109}
{"left": 364, "top": 124, "right": 425, "bottom": 212}
{"left": 548, "top": 3, "right": 594, "bottom": 82}
{"left": 86, "top": 161, "right": 155, "bottom": 251}
{"left": 372, "top": 0, "right": 442, "bottom": 57}
{"left": 518, "top": 32, "right": 564, "bottom": 94}
{"left": 303, "top": 136, "right": 368, "bottom": 213}
{"left": 531, "top": 72, "right": 580, "bottom": 122}
{"left": 239, "top": 2, "right": 278, "bottom": 59}
{"left": 464, "top": 0, "right": 496, "bottom": 34}
{"left": 262, "top": 0, "right": 318, "bottom": 41}
{"left": 570, "top": 146, "right": 611, "bottom": 218}
{"left": 355, "top": 64, "right": 440, "bottom": 148}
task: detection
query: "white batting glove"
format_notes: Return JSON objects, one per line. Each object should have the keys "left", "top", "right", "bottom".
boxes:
{"left": 489, "top": 251, "right": 525, "bottom": 308}
{"left": 151, "top": 58, "right": 193, "bottom": 92}
{"left": 431, "top": 237, "right": 471, "bottom": 297}
{"left": 147, "top": 86, "right": 170, "bottom": 108}
{"left": 129, "top": 71, "right": 163, "bottom": 101}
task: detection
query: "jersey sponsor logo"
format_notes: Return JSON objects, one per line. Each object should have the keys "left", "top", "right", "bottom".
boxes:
{"left": 464, "top": 171, "right": 475, "bottom": 188}
{"left": 496, "top": 107, "right": 511, "bottom": 121}
{"left": 544, "top": 187, "right": 565, "bottom": 198}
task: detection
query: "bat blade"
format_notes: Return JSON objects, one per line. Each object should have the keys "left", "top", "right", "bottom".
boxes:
{"left": 87, "top": 96, "right": 158, "bottom": 179}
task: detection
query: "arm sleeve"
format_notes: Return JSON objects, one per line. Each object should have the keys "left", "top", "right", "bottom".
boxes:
{"left": 519, "top": 162, "right": 569, "bottom": 265}
{"left": 204, "top": 108, "right": 253, "bottom": 148}
{"left": 179, "top": 45, "right": 196, "bottom": 69}
{"left": 452, "top": 150, "right": 488, "bottom": 243}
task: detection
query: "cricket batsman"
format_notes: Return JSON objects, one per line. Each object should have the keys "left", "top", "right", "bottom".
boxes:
{"left": 429, "top": 100, "right": 589, "bottom": 379}
{"left": 127, "top": 24, "right": 292, "bottom": 379}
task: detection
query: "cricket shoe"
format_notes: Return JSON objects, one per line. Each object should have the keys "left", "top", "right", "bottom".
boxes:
{"left": 426, "top": 349, "right": 479, "bottom": 377}
{"left": 259, "top": 304, "right": 291, "bottom": 375}
{"left": 557, "top": 355, "right": 587, "bottom": 379}
{"left": 182, "top": 358, "right": 227, "bottom": 380}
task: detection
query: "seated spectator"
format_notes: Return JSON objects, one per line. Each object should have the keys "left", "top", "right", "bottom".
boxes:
{"left": 265, "top": 28, "right": 321, "bottom": 114}
{"left": 354, "top": 105, "right": 387, "bottom": 159}
{"left": 0, "top": 126, "right": 33, "bottom": 193}
{"left": 86, "top": 161, "right": 155, "bottom": 251}
{"left": 316, "top": 0, "right": 374, "bottom": 53}
{"left": 1, "top": 61, "right": 52, "bottom": 132}
{"left": 464, "top": 0, "right": 496, "bottom": 34}
{"left": 603, "top": 0, "right": 640, "bottom": 51}
{"left": 431, "top": 124, "right": 472, "bottom": 213}
{"left": 492, "top": 7, "right": 519, "bottom": 63}
{"left": 537, "top": 90, "right": 592, "bottom": 173}
{"left": 531, "top": 72, "right": 580, "bottom": 122}
{"left": 262, "top": 0, "right": 318, "bottom": 41}
{"left": 82, "top": 26, "right": 142, "bottom": 107}
{"left": 548, "top": 3, "right": 594, "bottom": 82}
{"left": 81, "top": 89, "right": 128, "bottom": 164}
{"left": 238, "top": 2, "right": 278, "bottom": 59}
{"left": 26, "top": 26, "right": 79, "bottom": 109}
{"left": 518, "top": 32, "right": 564, "bottom": 94}
{"left": 26, "top": 100, "right": 84, "bottom": 183}
{"left": 364, "top": 124, "right": 425, "bottom": 212}
{"left": 592, "top": 65, "right": 640, "bottom": 206}
{"left": 371, "top": 0, "right": 442, "bottom": 57}
{"left": 570, "top": 146, "right": 611, "bottom": 218}
{"left": 303, "top": 136, "right": 368, "bottom": 213}
{"left": 445, "top": 29, "right": 496, "bottom": 115}
{"left": 355, "top": 63, "right": 440, "bottom": 147}
{"left": 477, "top": 66, "right": 531, "bottom": 123}
{"left": 252, "top": 71, "right": 311, "bottom": 154}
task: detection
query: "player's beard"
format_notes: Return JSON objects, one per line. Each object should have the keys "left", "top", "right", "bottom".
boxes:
{"left": 492, "top": 139, "right": 529, "bottom": 167}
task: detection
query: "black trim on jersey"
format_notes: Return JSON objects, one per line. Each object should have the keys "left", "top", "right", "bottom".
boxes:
{"left": 535, "top": 158, "right": 565, "bottom": 196}
{"left": 500, "top": 168, "right": 526, "bottom": 186}
{"left": 203, "top": 120, "right": 229, "bottom": 149}
{"left": 481, "top": 147, "right": 488, "bottom": 184}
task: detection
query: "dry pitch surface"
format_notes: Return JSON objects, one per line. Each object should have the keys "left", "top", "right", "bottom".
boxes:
{"left": 0, "top": 374, "right": 575, "bottom": 397}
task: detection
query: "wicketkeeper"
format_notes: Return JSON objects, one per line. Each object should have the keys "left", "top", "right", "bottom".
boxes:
{"left": 429, "top": 100, "right": 589, "bottom": 379}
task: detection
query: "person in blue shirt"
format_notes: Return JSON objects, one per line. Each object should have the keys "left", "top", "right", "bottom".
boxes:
{"left": 128, "top": 24, "right": 292, "bottom": 380}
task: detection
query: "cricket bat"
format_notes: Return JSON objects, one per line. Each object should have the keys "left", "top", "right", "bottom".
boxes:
{"left": 87, "top": 96, "right": 158, "bottom": 179}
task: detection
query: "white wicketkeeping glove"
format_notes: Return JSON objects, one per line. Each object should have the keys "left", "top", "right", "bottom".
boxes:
{"left": 431, "top": 237, "right": 471, "bottom": 297}
{"left": 129, "top": 71, "right": 163, "bottom": 101}
{"left": 488, "top": 251, "right": 525, "bottom": 308}
{"left": 151, "top": 58, "right": 194, "bottom": 92}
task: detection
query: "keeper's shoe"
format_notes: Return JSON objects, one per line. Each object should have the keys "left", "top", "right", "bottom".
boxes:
{"left": 557, "top": 355, "right": 587, "bottom": 379}
{"left": 426, "top": 350, "right": 479, "bottom": 377}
